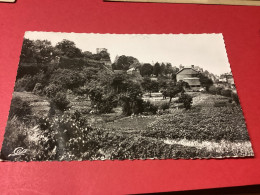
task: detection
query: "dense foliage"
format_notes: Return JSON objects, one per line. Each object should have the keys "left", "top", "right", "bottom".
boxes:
{"left": 9, "top": 97, "right": 32, "bottom": 119}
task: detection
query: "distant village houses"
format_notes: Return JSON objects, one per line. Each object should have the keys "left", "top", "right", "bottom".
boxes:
{"left": 215, "top": 72, "right": 235, "bottom": 90}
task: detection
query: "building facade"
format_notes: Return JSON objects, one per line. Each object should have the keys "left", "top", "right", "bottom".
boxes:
{"left": 176, "top": 66, "right": 201, "bottom": 90}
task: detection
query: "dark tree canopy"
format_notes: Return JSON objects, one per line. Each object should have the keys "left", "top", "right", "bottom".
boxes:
{"left": 140, "top": 63, "right": 153, "bottom": 77}
{"left": 153, "top": 62, "right": 161, "bottom": 77}
{"left": 112, "top": 55, "right": 139, "bottom": 71}
{"left": 20, "top": 38, "right": 35, "bottom": 63}
{"left": 160, "top": 63, "right": 166, "bottom": 75}
{"left": 165, "top": 80, "right": 189, "bottom": 102}
{"left": 20, "top": 39, "right": 54, "bottom": 64}
{"left": 165, "top": 63, "right": 174, "bottom": 75}
{"left": 199, "top": 73, "right": 213, "bottom": 91}
{"left": 141, "top": 77, "right": 159, "bottom": 96}
{"left": 55, "top": 39, "right": 83, "bottom": 58}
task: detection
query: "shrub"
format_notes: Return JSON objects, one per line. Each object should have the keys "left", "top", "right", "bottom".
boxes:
{"left": 160, "top": 102, "right": 170, "bottom": 111}
{"left": 216, "top": 87, "right": 223, "bottom": 95}
{"left": 73, "top": 86, "right": 88, "bottom": 96}
{"left": 50, "top": 69, "right": 85, "bottom": 90}
{"left": 14, "top": 71, "right": 46, "bottom": 92}
{"left": 14, "top": 75, "right": 37, "bottom": 92}
{"left": 44, "top": 83, "right": 63, "bottom": 98}
{"left": 51, "top": 92, "right": 70, "bottom": 111}
{"left": 178, "top": 93, "right": 193, "bottom": 110}
{"left": 98, "top": 94, "right": 118, "bottom": 114}
{"left": 221, "top": 89, "right": 232, "bottom": 97}
{"left": 214, "top": 101, "right": 227, "bottom": 107}
{"left": 33, "top": 83, "right": 44, "bottom": 95}
{"left": 231, "top": 92, "right": 240, "bottom": 105}
{"left": 16, "top": 63, "right": 40, "bottom": 79}
{"left": 208, "top": 86, "right": 217, "bottom": 94}
{"left": 142, "top": 101, "right": 158, "bottom": 114}
{"left": 132, "top": 98, "right": 145, "bottom": 115}
{"left": 120, "top": 96, "right": 132, "bottom": 116}
{"left": 9, "top": 96, "right": 32, "bottom": 119}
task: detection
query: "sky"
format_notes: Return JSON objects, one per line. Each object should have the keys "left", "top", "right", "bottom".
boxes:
{"left": 24, "top": 31, "right": 231, "bottom": 76}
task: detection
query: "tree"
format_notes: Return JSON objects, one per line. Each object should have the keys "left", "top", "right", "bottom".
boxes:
{"left": 111, "top": 73, "right": 128, "bottom": 93}
{"left": 9, "top": 96, "right": 32, "bottom": 119}
{"left": 50, "top": 69, "right": 85, "bottom": 90}
{"left": 166, "top": 80, "right": 189, "bottom": 102}
{"left": 112, "top": 55, "right": 139, "bottom": 70}
{"left": 140, "top": 63, "right": 153, "bottom": 77}
{"left": 120, "top": 82, "right": 143, "bottom": 115}
{"left": 55, "top": 39, "right": 82, "bottom": 58}
{"left": 165, "top": 63, "right": 173, "bottom": 75}
{"left": 160, "top": 63, "right": 166, "bottom": 75}
{"left": 51, "top": 92, "right": 70, "bottom": 111}
{"left": 20, "top": 38, "right": 35, "bottom": 63}
{"left": 99, "top": 50, "right": 110, "bottom": 60}
{"left": 20, "top": 39, "right": 54, "bottom": 64}
{"left": 153, "top": 62, "right": 161, "bottom": 77}
{"left": 88, "top": 86, "right": 117, "bottom": 113}
{"left": 199, "top": 73, "right": 213, "bottom": 91}
{"left": 141, "top": 77, "right": 159, "bottom": 96}
{"left": 33, "top": 40, "right": 54, "bottom": 64}
{"left": 82, "top": 67, "right": 100, "bottom": 81}
{"left": 178, "top": 92, "right": 193, "bottom": 110}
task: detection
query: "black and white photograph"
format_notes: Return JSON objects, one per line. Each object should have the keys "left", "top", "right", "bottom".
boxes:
{"left": 0, "top": 32, "right": 254, "bottom": 161}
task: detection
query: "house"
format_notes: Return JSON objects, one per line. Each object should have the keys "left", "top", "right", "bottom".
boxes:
{"left": 216, "top": 73, "right": 235, "bottom": 89}
{"left": 176, "top": 65, "right": 201, "bottom": 90}
{"left": 113, "top": 70, "right": 125, "bottom": 74}
{"left": 127, "top": 67, "right": 137, "bottom": 74}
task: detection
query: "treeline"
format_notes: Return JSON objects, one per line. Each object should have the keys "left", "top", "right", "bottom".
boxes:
{"left": 20, "top": 38, "right": 110, "bottom": 64}
{"left": 112, "top": 55, "right": 179, "bottom": 78}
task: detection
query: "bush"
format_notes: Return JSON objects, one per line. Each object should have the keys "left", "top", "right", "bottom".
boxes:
{"left": 51, "top": 92, "right": 70, "bottom": 111}
{"left": 14, "top": 71, "right": 46, "bottom": 92}
{"left": 221, "top": 89, "right": 232, "bottom": 97}
{"left": 50, "top": 69, "right": 85, "bottom": 90}
{"left": 9, "top": 96, "right": 32, "bottom": 119}
{"left": 132, "top": 98, "right": 145, "bottom": 115}
{"left": 231, "top": 92, "right": 240, "bottom": 105}
{"left": 14, "top": 75, "right": 37, "bottom": 92}
{"left": 216, "top": 87, "right": 223, "bottom": 95}
{"left": 143, "top": 101, "right": 158, "bottom": 114}
{"left": 98, "top": 94, "right": 118, "bottom": 114}
{"left": 178, "top": 93, "right": 193, "bottom": 110}
{"left": 33, "top": 83, "right": 44, "bottom": 95}
{"left": 73, "top": 86, "right": 88, "bottom": 96}
{"left": 44, "top": 83, "right": 63, "bottom": 98}
{"left": 16, "top": 63, "right": 40, "bottom": 79}
{"left": 160, "top": 102, "right": 170, "bottom": 111}
{"left": 214, "top": 101, "right": 228, "bottom": 107}
{"left": 208, "top": 86, "right": 217, "bottom": 94}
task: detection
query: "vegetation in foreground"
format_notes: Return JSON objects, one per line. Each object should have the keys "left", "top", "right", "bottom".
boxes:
{"left": 1, "top": 92, "right": 253, "bottom": 161}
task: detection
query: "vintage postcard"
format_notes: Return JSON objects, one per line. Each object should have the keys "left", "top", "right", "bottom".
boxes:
{"left": 0, "top": 32, "right": 254, "bottom": 161}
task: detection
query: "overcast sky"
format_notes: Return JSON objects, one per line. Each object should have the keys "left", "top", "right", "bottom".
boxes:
{"left": 24, "top": 31, "right": 231, "bottom": 76}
